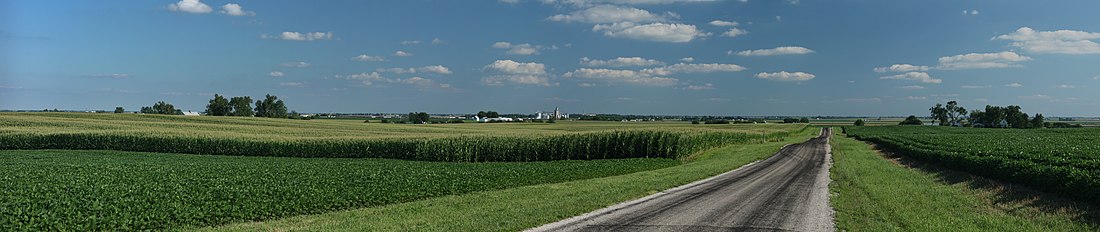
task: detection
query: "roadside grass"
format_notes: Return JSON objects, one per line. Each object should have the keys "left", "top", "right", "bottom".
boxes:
{"left": 830, "top": 130, "right": 1098, "bottom": 231}
{"left": 201, "top": 127, "right": 821, "bottom": 231}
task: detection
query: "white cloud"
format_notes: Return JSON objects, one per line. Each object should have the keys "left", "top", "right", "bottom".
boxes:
{"left": 683, "top": 83, "right": 714, "bottom": 90}
{"left": 281, "top": 61, "right": 311, "bottom": 68}
{"left": 264, "top": 32, "right": 333, "bottom": 41}
{"left": 279, "top": 82, "right": 304, "bottom": 87}
{"left": 975, "top": 98, "right": 989, "bottom": 102}
{"left": 492, "top": 42, "right": 557, "bottom": 55}
{"left": 879, "top": 72, "right": 942, "bottom": 84}
{"left": 483, "top": 60, "right": 553, "bottom": 86}
{"left": 1019, "top": 94, "right": 1053, "bottom": 100}
{"left": 431, "top": 38, "right": 446, "bottom": 45}
{"left": 351, "top": 54, "right": 385, "bottom": 62}
{"left": 1094, "top": 75, "right": 1099, "bottom": 80}
{"left": 961, "top": 85, "right": 992, "bottom": 89}
{"left": 1056, "top": 84, "right": 1077, "bottom": 89}
{"left": 268, "top": 71, "right": 284, "bottom": 77}
{"left": 220, "top": 3, "right": 254, "bottom": 16}
{"left": 337, "top": 72, "right": 453, "bottom": 90}
{"left": 547, "top": 5, "right": 670, "bottom": 23}
{"left": 376, "top": 65, "right": 453, "bottom": 75}
{"left": 564, "top": 68, "right": 679, "bottom": 86}
{"left": 754, "top": 71, "right": 815, "bottom": 82}
{"left": 906, "top": 96, "right": 928, "bottom": 100}
{"left": 899, "top": 85, "right": 925, "bottom": 90}
{"left": 580, "top": 57, "right": 665, "bottom": 67}
{"left": 168, "top": 0, "right": 212, "bottom": 14}
{"left": 936, "top": 51, "right": 1031, "bottom": 69}
{"left": 734, "top": 46, "right": 814, "bottom": 56}
{"left": 994, "top": 27, "right": 1100, "bottom": 54}
{"left": 592, "top": 22, "right": 705, "bottom": 43}
{"left": 709, "top": 20, "right": 739, "bottom": 27}
{"left": 85, "top": 74, "right": 131, "bottom": 79}
{"left": 500, "top": 0, "right": 520, "bottom": 3}
{"left": 541, "top": 0, "right": 717, "bottom": 5}
{"left": 962, "top": 10, "right": 979, "bottom": 15}
{"left": 874, "top": 64, "right": 930, "bottom": 73}
{"left": 579, "top": 82, "right": 597, "bottom": 87}
{"left": 720, "top": 28, "right": 748, "bottom": 38}
{"left": 844, "top": 98, "right": 882, "bottom": 103}
{"left": 679, "top": 57, "right": 694, "bottom": 62}
{"left": 394, "top": 51, "right": 413, "bottom": 56}
{"left": 1006, "top": 83, "right": 1023, "bottom": 88}
{"left": 646, "top": 63, "right": 745, "bottom": 75}
{"left": 400, "top": 40, "right": 421, "bottom": 45}
{"left": 398, "top": 77, "right": 455, "bottom": 90}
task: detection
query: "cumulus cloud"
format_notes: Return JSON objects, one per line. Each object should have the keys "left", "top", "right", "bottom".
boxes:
{"left": 962, "top": 10, "right": 979, "bottom": 15}
{"left": 482, "top": 60, "right": 553, "bottom": 86}
{"left": 936, "top": 51, "right": 1031, "bottom": 69}
{"left": 400, "top": 40, "right": 421, "bottom": 45}
{"left": 679, "top": 57, "right": 694, "bottom": 62}
{"left": 1056, "top": 84, "right": 1076, "bottom": 89}
{"left": 280, "top": 61, "right": 311, "bottom": 68}
{"left": 720, "top": 28, "right": 748, "bottom": 38}
{"left": 268, "top": 71, "right": 284, "bottom": 77}
{"left": 351, "top": 54, "right": 385, "bottom": 62}
{"left": 492, "top": 42, "right": 558, "bottom": 55}
{"left": 564, "top": 68, "right": 679, "bottom": 86}
{"left": 398, "top": 77, "right": 455, "bottom": 90}
{"left": 542, "top": 0, "right": 717, "bottom": 5}
{"left": 754, "top": 71, "right": 815, "bottom": 82}
{"left": 580, "top": 56, "right": 665, "bottom": 67}
{"left": 1019, "top": 94, "right": 1053, "bottom": 100}
{"left": 263, "top": 32, "right": 333, "bottom": 41}
{"left": 168, "top": 0, "right": 212, "bottom": 14}
{"left": 906, "top": 96, "right": 928, "bottom": 100}
{"left": 547, "top": 5, "right": 670, "bottom": 23}
{"left": 683, "top": 83, "right": 714, "bottom": 90}
{"left": 394, "top": 51, "right": 413, "bottom": 57}
{"left": 431, "top": 38, "right": 446, "bottom": 45}
{"left": 734, "top": 46, "right": 814, "bottom": 56}
{"left": 874, "top": 64, "right": 930, "bottom": 73}
{"left": 900, "top": 85, "right": 925, "bottom": 90}
{"left": 1006, "top": 83, "right": 1023, "bottom": 87}
{"left": 593, "top": 22, "right": 705, "bottom": 43}
{"left": 376, "top": 65, "right": 453, "bottom": 75}
{"left": 879, "top": 72, "right": 942, "bottom": 84}
{"left": 960, "top": 85, "right": 992, "bottom": 89}
{"left": 645, "top": 63, "right": 745, "bottom": 75}
{"left": 337, "top": 72, "right": 453, "bottom": 90}
{"left": 220, "top": 3, "right": 254, "bottom": 16}
{"left": 709, "top": 20, "right": 739, "bottom": 27}
{"left": 994, "top": 27, "right": 1100, "bottom": 54}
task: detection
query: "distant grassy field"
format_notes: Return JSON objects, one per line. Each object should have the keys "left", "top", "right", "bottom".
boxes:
{"left": 0, "top": 113, "right": 803, "bottom": 162}
{"left": 811, "top": 118, "right": 905, "bottom": 126}
{"left": 830, "top": 129, "right": 1096, "bottom": 231}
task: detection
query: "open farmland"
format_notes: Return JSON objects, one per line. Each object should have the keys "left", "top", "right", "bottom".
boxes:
{"left": 0, "top": 113, "right": 803, "bottom": 162}
{"left": 846, "top": 126, "right": 1100, "bottom": 203}
{"left": 0, "top": 150, "right": 678, "bottom": 230}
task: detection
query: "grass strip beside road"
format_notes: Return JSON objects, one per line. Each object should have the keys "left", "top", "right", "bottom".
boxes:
{"left": 203, "top": 128, "right": 821, "bottom": 231}
{"left": 829, "top": 130, "right": 1097, "bottom": 231}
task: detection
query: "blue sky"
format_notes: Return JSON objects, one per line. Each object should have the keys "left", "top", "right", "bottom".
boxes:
{"left": 2, "top": 0, "right": 1099, "bottom": 116}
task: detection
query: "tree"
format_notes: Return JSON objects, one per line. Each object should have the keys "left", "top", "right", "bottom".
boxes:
{"left": 799, "top": 117, "right": 810, "bottom": 123}
{"left": 1005, "top": 105, "right": 1029, "bottom": 128}
{"left": 782, "top": 118, "right": 799, "bottom": 123}
{"left": 982, "top": 105, "right": 1007, "bottom": 128}
{"left": 854, "top": 119, "right": 865, "bottom": 126}
{"left": 945, "top": 101, "right": 967, "bottom": 126}
{"left": 140, "top": 106, "right": 155, "bottom": 114}
{"left": 229, "top": 96, "right": 254, "bottom": 116}
{"left": 968, "top": 109, "right": 985, "bottom": 127}
{"left": 114, "top": 107, "right": 125, "bottom": 114}
{"left": 930, "top": 103, "right": 948, "bottom": 126}
{"left": 1030, "top": 113, "right": 1045, "bottom": 128}
{"left": 408, "top": 112, "right": 430, "bottom": 124}
{"left": 205, "top": 94, "right": 232, "bottom": 116}
{"left": 254, "top": 94, "right": 288, "bottom": 118}
{"left": 899, "top": 115, "right": 923, "bottom": 125}
{"left": 487, "top": 111, "right": 500, "bottom": 118}
{"left": 477, "top": 111, "right": 488, "bottom": 118}
{"left": 151, "top": 101, "right": 177, "bottom": 115}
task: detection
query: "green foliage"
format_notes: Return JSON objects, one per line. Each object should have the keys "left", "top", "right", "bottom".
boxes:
{"left": 148, "top": 101, "right": 177, "bottom": 115}
{"left": 799, "top": 117, "right": 810, "bottom": 123}
{"left": 140, "top": 106, "right": 155, "bottom": 114}
{"left": 254, "top": 95, "right": 287, "bottom": 118}
{"left": 205, "top": 94, "right": 232, "bottom": 116}
{"left": 229, "top": 96, "right": 253, "bottom": 117}
{"left": 113, "top": 107, "right": 124, "bottom": 114}
{"left": 0, "top": 113, "right": 806, "bottom": 162}
{"left": 0, "top": 150, "right": 677, "bottom": 230}
{"left": 847, "top": 126, "right": 1100, "bottom": 204}
{"left": 899, "top": 115, "right": 923, "bottom": 125}
{"left": 853, "top": 119, "right": 865, "bottom": 126}
{"left": 408, "top": 112, "right": 430, "bottom": 124}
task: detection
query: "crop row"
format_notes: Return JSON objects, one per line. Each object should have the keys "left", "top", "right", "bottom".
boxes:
{"left": 846, "top": 126, "right": 1100, "bottom": 203}
{"left": 0, "top": 129, "right": 798, "bottom": 162}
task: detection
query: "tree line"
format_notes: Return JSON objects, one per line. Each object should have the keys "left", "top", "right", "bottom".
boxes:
{"left": 911, "top": 101, "right": 1064, "bottom": 128}
{"left": 134, "top": 94, "right": 300, "bottom": 119}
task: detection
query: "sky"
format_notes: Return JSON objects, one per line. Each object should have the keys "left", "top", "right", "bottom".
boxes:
{"left": 2, "top": 0, "right": 1100, "bottom": 116}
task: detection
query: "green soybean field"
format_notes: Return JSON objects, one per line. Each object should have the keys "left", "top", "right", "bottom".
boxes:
{"left": 845, "top": 126, "right": 1100, "bottom": 203}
